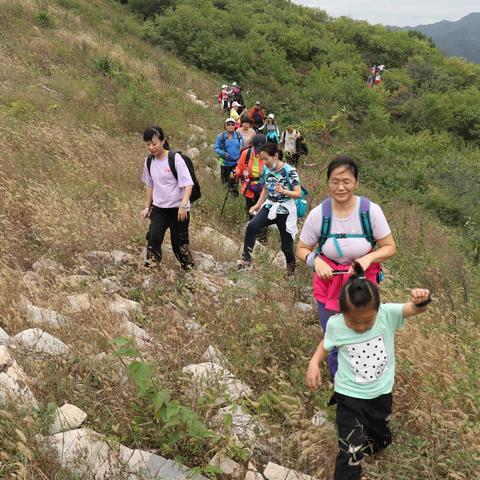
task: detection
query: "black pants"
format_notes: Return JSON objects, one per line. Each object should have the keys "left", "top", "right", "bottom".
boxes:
{"left": 245, "top": 195, "right": 267, "bottom": 244}
{"left": 242, "top": 206, "right": 295, "bottom": 265}
{"left": 332, "top": 392, "right": 393, "bottom": 480}
{"left": 285, "top": 152, "right": 300, "bottom": 168}
{"left": 220, "top": 165, "right": 236, "bottom": 184}
{"left": 146, "top": 206, "right": 194, "bottom": 270}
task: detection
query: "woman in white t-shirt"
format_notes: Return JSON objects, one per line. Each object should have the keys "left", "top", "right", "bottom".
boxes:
{"left": 296, "top": 156, "right": 396, "bottom": 378}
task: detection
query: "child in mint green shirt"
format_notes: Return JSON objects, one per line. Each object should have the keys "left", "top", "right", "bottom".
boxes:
{"left": 306, "top": 262, "right": 431, "bottom": 480}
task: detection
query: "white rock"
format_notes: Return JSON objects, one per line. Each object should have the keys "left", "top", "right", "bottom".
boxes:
{"left": 86, "top": 250, "right": 135, "bottom": 265}
{"left": 50, "top": 404, "right": 88, "bottom": 434}
{"left": 67, "top": 294, "right": 91, "bottom": 314}
{"left": 182, "top": 362, "right": 252, "bottom": 401}
{"left": 126, "top": 448, "right": 207, "bottom": 479}
{"left": 272, "top": 251, "right": 286, "bottom": 269}
{"left": 23, "top": 298, "right": 68, "bottom": 328}
{"left": 22, "top": 270, "right": 45, "bottom": 291}
{"left": 186, "top": 147, "right": 200, "bottom": 160}
{"left": 182, "top": 319, "right": 204, "bottom": 334}
{"left": 73, "top": 265, "right": 91, "bottom": 276}
{"left": 264, "top": 462, "right": 316, "bottom": 480}
{"left": 197, "top": 227, "right": 240, "bottom": 259}
{"left": 246, "top": 462, "right": 264, "bottom": 480}
{"left": 119, "top": 320, "right": 151, "bottom": 348}
{"left": 48, "top": 428, "right": 135, "bottom": 479}
{"left": 195, "top": 253, "right": 221, "bottom": 272}
{"left": 311, "top": 410, "right": 328, "bottom": 428}
{"left": 186, "top": 90, "right": 209, "bottom": 109}
{"left": 48, "top": 427, "right": 206, "bottom": 480}
{"left": 201, "top": 277, "right": 219, "bottom": 294}
{"left": 13, "top": 328, "right": 70, "bottom": 356}
{"left": 0, "top": 327, "right": 10, "bottom": 345}
{"left": 294, "top": 302, "right": 314, "bottom": 314}
{"left": 109, "top": 294, "right": 142, "bottom": 319}
{"left": 142, "top": 275, "right": 154, "bottom": 289}
{"left": 101, "top": 276, "right": 121, "bottom": 294}
{"left": 61, "top": 275, "right": 93, "bottom": 288}
{"left": 209, "top": 453, "right": 243, "bottom": 479}
{"left": 32, "top": 257, "right": 64, "bottom": 273}
{"left": 189, "top": 124, "right": 206, "bottom": 135}
{"left": 0, "top": 346, "right": 37, "bottom": 405}
{"left": 215, "top": 405, "right": 260, "bottom": 441}
{"left": 201, "top": 346, "right": 230, "bottom": 368}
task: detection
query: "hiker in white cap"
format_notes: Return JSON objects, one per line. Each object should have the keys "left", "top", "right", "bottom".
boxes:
{"left": 214, "top": 118, "right": 244, "bottom": 183}
{"left": 230, "top": 101, "right": 241, "bottom": 124}
{"left": 217, "top": 84, "right": 230, "bottom": 113}
{"left": 259, "top": 113, "right": 280, "bottom": 144}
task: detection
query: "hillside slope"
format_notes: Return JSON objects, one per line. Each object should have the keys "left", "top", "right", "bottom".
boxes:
{"left": 392, "top": 12, "right": 480, "bottom": 63}
{"left": 0, "top": 1, "right": 479, "bottom": 479}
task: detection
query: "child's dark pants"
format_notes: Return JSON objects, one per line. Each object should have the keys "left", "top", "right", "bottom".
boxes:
{"left": 332, "top": 392, "right": 393, "bottom": 480}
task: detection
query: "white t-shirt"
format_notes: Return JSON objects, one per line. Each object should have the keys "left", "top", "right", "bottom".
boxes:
{"left": 283, "top": 130, "right": 300, "bottom": 154}
{"left": 299, "top": 196, "right": 391, "bottom": 264}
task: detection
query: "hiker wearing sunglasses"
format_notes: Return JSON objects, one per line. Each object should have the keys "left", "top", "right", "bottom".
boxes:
{"left": 214, "top": 118, "right": 244, "bottom": 184}
{"left": 296, "top": 156, "right": 396, "bottom": 379}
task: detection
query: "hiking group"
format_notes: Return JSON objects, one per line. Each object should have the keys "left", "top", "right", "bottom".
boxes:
{"left": 367, "top": 64, "right": 385, "bottom": 87}
{"left": 139, "top": 84, "right": 432, "bottom": 480}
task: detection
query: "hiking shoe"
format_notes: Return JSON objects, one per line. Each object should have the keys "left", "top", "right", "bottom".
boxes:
{"left": 286, "top": 261, "right": 296, "bottom": 278}
{"left": 237, "top": 259, "right": 253, "bottom": 271}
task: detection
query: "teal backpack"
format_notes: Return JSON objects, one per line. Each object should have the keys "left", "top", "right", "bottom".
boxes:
{"left": 283, "top": 163, "right": 309, "bottom": 218}
{"left": 319, "top": 196, "right": 375, "bottom": 257}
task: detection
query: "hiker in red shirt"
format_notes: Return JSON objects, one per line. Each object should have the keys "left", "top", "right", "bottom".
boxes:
{"left": 249, "top": 101, "right": 266, "bottom": 132}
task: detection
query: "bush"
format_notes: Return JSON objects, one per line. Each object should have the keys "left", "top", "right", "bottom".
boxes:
{"left": 36, "top": 10, "right": 54, "bottom": 28}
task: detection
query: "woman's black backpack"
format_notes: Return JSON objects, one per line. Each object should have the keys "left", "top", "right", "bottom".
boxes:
{"left": 147, "top": 151, "right": 201, "bottom": 203}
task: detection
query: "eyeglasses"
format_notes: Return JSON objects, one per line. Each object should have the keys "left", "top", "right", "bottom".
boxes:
{"left": 226, "top": 122, "right": 235, "bottom": 126}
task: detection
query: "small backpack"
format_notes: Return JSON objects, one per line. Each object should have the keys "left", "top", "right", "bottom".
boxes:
{"left": 318, "top": 197, "right": 375, "bottom": 258}
{"left": 283, "top": 163, "right": 309, "bottom": 218}
{"left": 296, "top": 136, "right": 308, "bottom": 155}
{"left": 147, "top": 151, "right": 201, "bottom": 203}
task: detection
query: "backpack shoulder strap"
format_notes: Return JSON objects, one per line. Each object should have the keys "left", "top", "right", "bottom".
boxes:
{"left": 359, "top": 197, "right": 375, "bottom": 247}
{"left": 147, "top": 155, "right": 154, "bottom": 176}
{"left": 245, "top": 147, "right": 252, "bottom": 165}
{"left": 319, "top": 197, "right": 332, "bottom": 250}
{"left": 168, "top": 151, "right": 178, "bottom": 180}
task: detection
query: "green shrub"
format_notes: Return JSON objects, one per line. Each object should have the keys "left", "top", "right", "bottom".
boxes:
{"left": 36, "top": 10, "right": 54, "bottom": 28}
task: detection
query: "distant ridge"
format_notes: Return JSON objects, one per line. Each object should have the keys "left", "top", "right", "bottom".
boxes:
{"left": 390, "top": 12, "right": 480, "bottom": 63}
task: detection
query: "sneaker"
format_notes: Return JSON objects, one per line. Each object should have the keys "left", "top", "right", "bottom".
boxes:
{"left": 237, "top": 259, "right": 253, "bottom": 271}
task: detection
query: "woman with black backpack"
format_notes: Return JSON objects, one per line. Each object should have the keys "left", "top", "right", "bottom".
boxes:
{"left": 141, "top": 126, "right": 196, "bottom": 270}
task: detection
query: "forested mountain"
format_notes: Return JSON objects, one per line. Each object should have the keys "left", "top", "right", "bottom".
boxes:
{"left": 392, "top": 12, "right": 480, "bottom": 63}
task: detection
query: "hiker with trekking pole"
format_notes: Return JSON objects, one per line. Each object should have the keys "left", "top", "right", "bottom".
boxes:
{"left": 296, "top": 156, "right": 396, "bottom": 379}
{"left": 214, "top": 117, "right": 244, "bottom": 184}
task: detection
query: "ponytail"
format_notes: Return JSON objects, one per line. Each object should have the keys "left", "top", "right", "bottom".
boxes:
{"left": 339, "top": 261, "right": 380, "bottom": 312}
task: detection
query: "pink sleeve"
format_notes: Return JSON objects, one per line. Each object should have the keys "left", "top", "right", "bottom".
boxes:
{"left": 174, "top": 153, "right": 194, "bottom": 188}
{"left": 142, "top": 158, "right": 153, "bottom": 187}
{"left": 370, "top": 202, "right": 391, "bottom": 240}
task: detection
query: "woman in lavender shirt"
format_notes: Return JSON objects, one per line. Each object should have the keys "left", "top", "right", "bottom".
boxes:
{"left": 141, "top": 126, "right": 195, "bottom": 270}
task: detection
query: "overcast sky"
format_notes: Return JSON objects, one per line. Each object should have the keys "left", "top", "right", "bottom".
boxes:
{"left": 293, "top": 1, "right": 479, "bottom": 26}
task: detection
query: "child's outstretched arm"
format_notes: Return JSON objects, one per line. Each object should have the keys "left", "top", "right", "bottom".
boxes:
{"left": 403, "top": 288, "right": 431, "bottom": 318}
{"left": 306, "top": 340, "right": 330, "bottom": 390}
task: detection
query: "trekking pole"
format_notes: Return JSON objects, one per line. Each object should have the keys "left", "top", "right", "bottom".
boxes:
{"left": 220, "top": 188, "right": 230, "bottom": 217}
